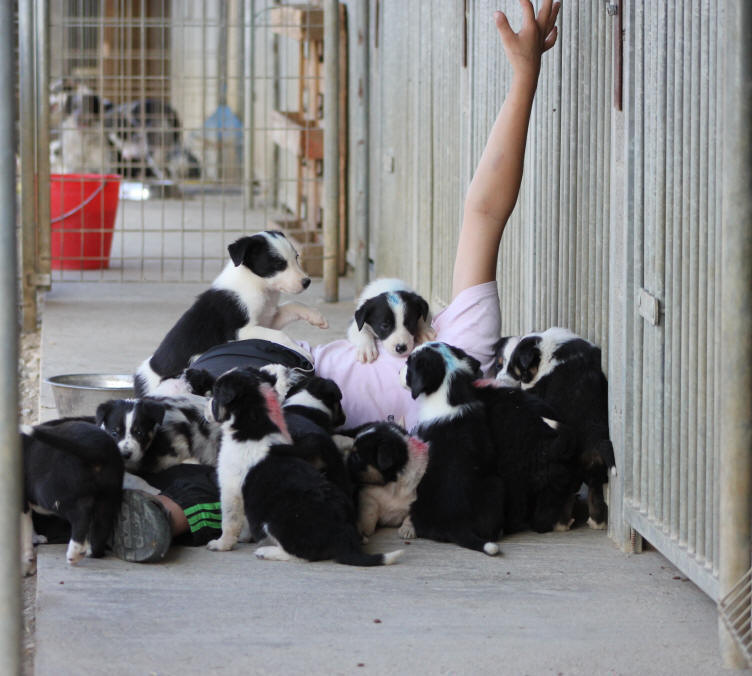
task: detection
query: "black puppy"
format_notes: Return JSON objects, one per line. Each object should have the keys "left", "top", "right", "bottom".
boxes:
{"left": 470, "top": 378, "right": 582, "bottom": 534}
{"left": 503, "top": 327, "right": 615, "bottom": 528}
{"left": 21, "top": 420, "right": 124, "bottom": 575}
{"left": 281, "top": 375, "right": 351, "bottom": 496}
{"left": 206, "top": 369, "right": 403, "bottom": 566}
{"left": 402, "top": 342, "right": 504, "bottom": 555}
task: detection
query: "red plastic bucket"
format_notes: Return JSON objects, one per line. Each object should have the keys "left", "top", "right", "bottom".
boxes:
{"left": 50, "top": 174, "right": 120, "bottom": 270}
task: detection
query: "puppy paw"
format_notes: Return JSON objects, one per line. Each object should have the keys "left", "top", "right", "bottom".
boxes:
{"left": 587, "top": 517, "right": 607, "bottom": 530}
{"left": 32, "top": 533, "right": 48, "bottom": 545}
{"left": 66, "top": 540, "right": 87, "bottom": 565}
{"left": 398, "top": 519, "right": 416, "bottom": 540}
{"left": 553, "top": 520, "right": 572, "bottom": 533}
{"left": 255, "top": 545, "right": 291, "bottom": 561}
{"left": 207, "top": 537, "right": 235, "bottom": 552}
{"left": 306, "top": 309, "right": 329, "bottom": 329}
{"left": 21, "top": 552, "right": 36, "bottom": 577}
{"left": 356, "top": 344, "right": 379, "bottom": 363}
{"left": 416, "top": 327, "right": 437, "bottom": 344}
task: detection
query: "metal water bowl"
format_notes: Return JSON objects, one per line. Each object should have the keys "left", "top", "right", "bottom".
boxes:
{"left": 45, "top": 373, "right": 134, "bottom": 417}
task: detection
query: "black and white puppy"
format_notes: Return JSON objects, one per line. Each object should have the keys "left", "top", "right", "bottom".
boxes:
{"left": 346, "top": 422, "right": 429, "bottom": 540}
{"left": 347, "top": 278, "right": 435, "bottom": 363}
{"left": 469, "top": 377, "right": 582, "bottom": 534}
{"left": 402, "top": 342, "right": 504, "bottom": 555}
{"left": 96, "top": 394, "right": 220, "bottom": 474}
{"left": 282, "top": 374, "right": 351, "bottom": 496}
{"left": 135, "top": 231, "right": 327, "bottom": 396}
{"left": 206, "top": 368, "right": 402, "bottom": 566}
{"left": 20, "top": 420, "right": 124, "bottom": 575}
{"left": 491, "top": 335, "right": 521, "bottom": 386}
{"left": 503, "top": 327, "right": 615, "bottom": 529}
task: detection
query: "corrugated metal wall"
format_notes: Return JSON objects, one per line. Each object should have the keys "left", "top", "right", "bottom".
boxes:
{"left": 618, "top": 0, "right": 724, "bottom": 600}
{"left": 367, "top": 1, "right": 725, "bottom": 599}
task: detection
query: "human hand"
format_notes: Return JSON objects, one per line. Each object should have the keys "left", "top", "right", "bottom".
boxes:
{"left": 495, "top": 0, "right": 560, "bottom": 79}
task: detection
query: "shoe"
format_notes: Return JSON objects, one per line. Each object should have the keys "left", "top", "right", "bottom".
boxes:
{"left": 109, "top": 489, "right": 172, "bottom": 563}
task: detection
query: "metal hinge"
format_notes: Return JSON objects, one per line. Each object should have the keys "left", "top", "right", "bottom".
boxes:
{"left": 28, "top": 273, "right": 51, "bottom": 288}
{"left": 637, "top": 288, "right": 661, "bottom": 326}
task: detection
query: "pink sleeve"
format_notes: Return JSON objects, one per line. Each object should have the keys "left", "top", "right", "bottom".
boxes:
{"left": 432, "top": 281, "right": 501, "bottom": 376}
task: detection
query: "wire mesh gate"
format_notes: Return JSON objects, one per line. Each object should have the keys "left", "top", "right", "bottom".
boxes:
{"left": 32, "top": 0, "right": 345, "bottom": 283}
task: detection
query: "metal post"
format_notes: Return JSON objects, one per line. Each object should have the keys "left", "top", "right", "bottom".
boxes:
{"left": 323, "top": 0, "right": 339, "bottom": 301}
{"left": 35, "top": 0, "right": 51, "bottom": 288}
{"left": 719, "top": 0, "right": 752, "bottom": 668}
{"left": 243, "top": 0, "right": 256, "bottom": 209}
{"left": 0, "top": 0, "right": 22, "bottom": 671}
{"left": 19, "top": 0, "right": 37, "bottom": 333}
{"left": 351, "top": 0, "right": 369, "bottom": 293}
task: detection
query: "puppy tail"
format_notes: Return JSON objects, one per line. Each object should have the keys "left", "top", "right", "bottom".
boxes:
{"left": 597, "top": 439, "right": 616, "bottom": 470}
{"left": 25, "top": 424, "right": 120, "bottom": 467}
{"left": 135, "top": 357, "right": 161, "bottom": 397}
{"left": 335, "top": 547, "right": 404, "bottom": 567}
{"left": 450, "top": 530, "right": 501, "bottom": 557}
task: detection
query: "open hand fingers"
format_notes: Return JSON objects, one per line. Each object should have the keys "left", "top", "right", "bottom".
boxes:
{"left": 537, "top": 0, "right": 554, "bottom": 26}
{"left": 545, "top": 2, "right": 561, "bottom": 36}
{"left": 542, "top": 25, "right": 558, "bottom": 52}
{"left": 518, "top": 0, "right": 536, "bottom": 27}
{"left": 494, "top": 10, "right": 515, "bottom": 43}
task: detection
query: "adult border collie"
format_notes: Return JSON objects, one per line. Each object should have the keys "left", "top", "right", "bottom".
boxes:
{"left": 135, "top": 231, "right": 327, "bottom": 396}
{"left": 503, "top": 327, "right": 615, "bottom": 528}
{"left": 206, "top": 368, "right": 402, "bottom": 566}
{"left": 347, "top": 278, "right": 435, "bottom": 363}
{"left": 403, "top": 342, "right": 504, "bottom": 555}
{"left": 21, "top": 420, "right": 124, "bottom": 574}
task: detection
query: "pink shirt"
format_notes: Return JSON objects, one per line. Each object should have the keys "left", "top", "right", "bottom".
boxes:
{"left": 300, "top": 282, "right": 501, "bottom": 431}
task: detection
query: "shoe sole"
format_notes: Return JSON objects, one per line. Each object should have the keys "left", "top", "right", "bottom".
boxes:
{"left": 110, "top": 490, "right": 172, "bottom": 563}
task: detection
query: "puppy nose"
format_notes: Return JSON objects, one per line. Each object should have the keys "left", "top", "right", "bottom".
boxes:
{"left": 301, "top": 277, "right": 311, "bottom": 289}
{"left": 395, "top": 344, "right": 408, "bottom": 354}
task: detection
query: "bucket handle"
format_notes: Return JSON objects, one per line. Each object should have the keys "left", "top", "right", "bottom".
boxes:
{"left": 50, "top": 181, "right": 108, "bottom": 225}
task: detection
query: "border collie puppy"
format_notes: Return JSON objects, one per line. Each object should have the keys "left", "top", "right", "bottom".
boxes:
{"left": 491, "top": 335, "right": 521, "bottom": 386}
{"left": 21, "top": 420, "right": 124, "bottom": 574}
{"left": 504, "top": 327, "right": 615, "bottom": 529}
{"left": 467, "top": 378, "right": 582, "bottom": 534}
{"left": 402, "top": 342, "right": 504, "bottom": 555}
{"left": 346, "top": 422, "right": 429, "bottom": 540}
{"left": 206, "top": 368, "right": 402, "bottom": 566}
{"left": 347, "top": 278, "right": 436, "bottom": 363}
{"left": 135, "top": 231, "right": 327, "bottom": 396}
{"left": 96, "top": 394, "right": 220, "bottom": 474}
{"left": 282, "top": 374, "right": 351, "bottom": 496}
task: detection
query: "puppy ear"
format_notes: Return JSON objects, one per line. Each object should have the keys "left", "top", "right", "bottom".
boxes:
{"left": 406, "top": 351, "right": 444, "bottom": 399}
{"left": 354, "top": 299, "right": 376, "bottom": 332}
{"left": 466, "top": 354, "right": 482, "bottom": 378}
{"left": 95, "top": 400, "right": 115, "bottom": 426}
{"left": 227, "top": 237, "right": 250, "bottom": 267}
{"left": 184, "top": 368, "right": 215, "bottom": 396}
{"left": 416, "top": 295, "right": 429, "bottom": 321}
{"left": 376, "top": 445, "right": 395, "bottom": 472}
{"left": 212, "top": 376, "right": 239, "bottom": 422}
{"left": 141, "top": 400, "right": 166, "bottom": 426}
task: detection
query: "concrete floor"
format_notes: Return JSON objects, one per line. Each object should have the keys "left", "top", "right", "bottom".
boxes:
{"left": 35, "top": 277, "right": 740, "bottom": 675}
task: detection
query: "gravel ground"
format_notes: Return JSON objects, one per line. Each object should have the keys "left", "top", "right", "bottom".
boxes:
{"left": 19, "top": 329, "right": 40, "bottom": 676}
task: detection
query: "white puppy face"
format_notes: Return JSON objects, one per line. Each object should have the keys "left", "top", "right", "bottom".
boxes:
{"left": 355, "top": 292, "right": 428, "bottom": 359}
{"left": 227, "top": 231, "right": 311, "bottom": 295}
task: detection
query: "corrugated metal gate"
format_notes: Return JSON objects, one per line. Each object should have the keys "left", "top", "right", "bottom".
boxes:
{"left": 367, "top": 0, "right": 729, "bottom": 603}
{"left": 616, "top": 0, "right": 724, "bottom": 600}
